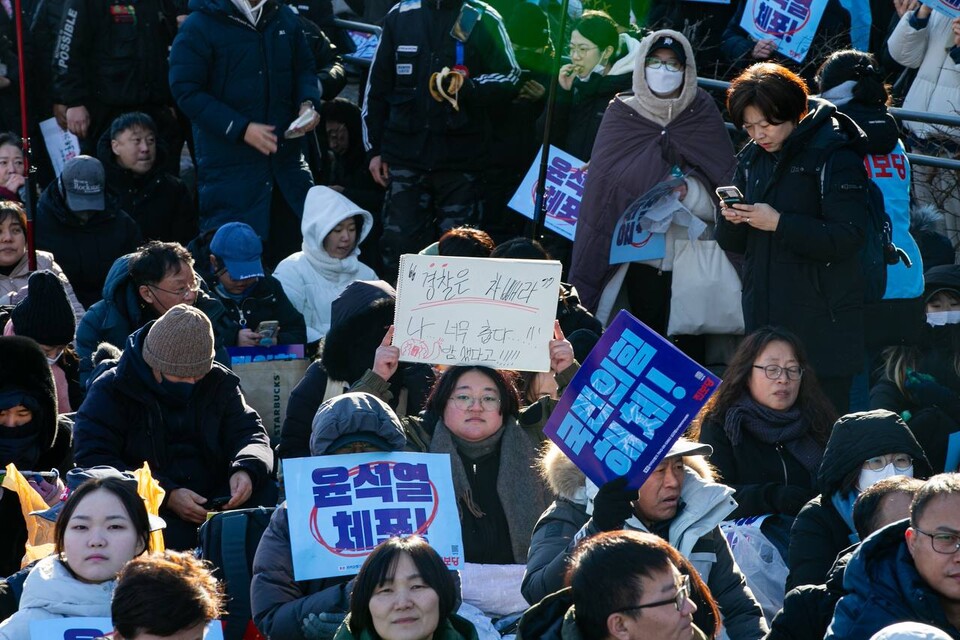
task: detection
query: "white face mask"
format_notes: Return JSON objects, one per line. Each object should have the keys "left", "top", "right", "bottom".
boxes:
{"left": 857, "top": 463, "right": 913, "bottom": 492}
{"left": 45, "top": 349, "right": 63, "bottom": 366}
{"left": 926, "top": 310, "right": 960, "bottom": 326}
{"left": 646, "top": 66, "right": 683, "bottom": 96}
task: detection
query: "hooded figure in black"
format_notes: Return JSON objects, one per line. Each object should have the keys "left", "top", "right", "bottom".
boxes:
{"left": 0, "top": 336, "right": 73, "bottom": 577}
{"left": 786, "top": 409, "right": 930, "bottom": 590}
{"left": 277, "top": 280, "right": 434, "bottom": 460}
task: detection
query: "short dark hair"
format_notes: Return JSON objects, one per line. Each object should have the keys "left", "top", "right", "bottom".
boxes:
{"left": 129, "top": 241, "right": 195, "bottom": 286}
{"left": 425, "top": 365, "right": 522, "bottom": 419}
{"left": 911, "top": 473, "right": 960, "bottom": 527}
{"left": 438, "top": 227, "right": 495, "bottom": 258}
{"left": 0, "top": 132, "right": 22, "bottom": 152}
{"left": 0, "top": 200, "right": 27, "bottom": 232}
{"left": 348, "top": 536, "right": 456, "bottom": 638}
{"left": 573, "top": 10, "right": 619, "bottom": 53}
{"left": 854, "top": 475, "right": 924, "bottom": 540}
{"left": 567, "top": 530, "right": 719, "bottom": 640}
{"left": 727, "top": 63, "right": 809, "bottom": 130}
{"left": 54, "top": 477, "right": 152, "bottom": 560}
{"left": 490, "top": 237, "right": 552, "bottom": 260}
{"left": 112, "top": 550, "right": 224, "bottom": 639}
{"left": 110, "top": 112, "right": 158, "bottom": 140}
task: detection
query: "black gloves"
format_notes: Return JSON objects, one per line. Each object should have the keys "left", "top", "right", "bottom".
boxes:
{"left": 592, "top": 476, "right": 639, "bottom": 532}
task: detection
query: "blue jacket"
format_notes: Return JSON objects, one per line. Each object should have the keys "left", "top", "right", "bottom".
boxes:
{"left": 826, "top": 520, "right": 960, "bottom": 639}
{"left": 168, "top": 0, "right": 320, "bottom": 239}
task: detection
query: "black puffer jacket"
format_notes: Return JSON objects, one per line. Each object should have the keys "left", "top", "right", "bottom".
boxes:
{"left": 34, "top": 180, "right": 142, "bottom": 309}
{"left": 787, "top": 410, "right": 930, "bottom": 590}
{"left": 0, "top": 337, "right": 73, "bottom": 578}
{"left": 768, "top": 551, "right": 850, "bottom": 640}
{"left": 716, "top": 98, "right": 870, "bottom": 378}
{"left": 96, "top": 130, "right": 197, "bottom": 244}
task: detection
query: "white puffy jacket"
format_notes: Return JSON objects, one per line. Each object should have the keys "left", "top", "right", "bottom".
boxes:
{"left": 274, "top": 186, "right": 376, "bottom": 342}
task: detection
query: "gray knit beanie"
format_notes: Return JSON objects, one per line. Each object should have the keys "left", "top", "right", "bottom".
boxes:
{"left": 142, "top": 304, "right": 215, "bottom": 378}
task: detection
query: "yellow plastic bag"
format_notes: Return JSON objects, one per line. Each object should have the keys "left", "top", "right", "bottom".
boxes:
{"left": 2, "top": 463, "right": 56, "bottom": 566}
{"left": 133, "top": 462, "right": 166, "bottom": 552}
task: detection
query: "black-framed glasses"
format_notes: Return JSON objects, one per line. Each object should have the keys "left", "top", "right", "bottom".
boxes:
{"left": 147, "top": 276, "right": 200, "bottom": 300}
{"left": 863, "top": 454, "right": 913, "bottom": 472}
{"left": 644, "top": 57, "right": 683, "bottom": 72}
{"left": 449, "top": 394, "right": 501, "bottom": 412}
{"left": 567, "top": 44, "right": 597, "bottom": 56}
{"left": 753, "top": 364, "right": 804, "bottom": 381}
{"left": 611, "top": 575, "right": 690, "bottom": 614}
{"left": 913, "top": 529, "right": 960, "bottom": 554}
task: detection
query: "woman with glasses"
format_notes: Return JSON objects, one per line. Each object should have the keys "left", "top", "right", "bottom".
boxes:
{"left": 718, "top": 63, "right": 872, "bottom": 414}
{"left": 786, "top": 409, "right": 930, "bottom": 590}
{"left": 542, "top": 10, "right": 640, "bottom": 161}
{"left": 691, "top": 327, "right": 836, "bottom": 527}
{"left": 568, "top": 29, "right": 736, "bottom": 355}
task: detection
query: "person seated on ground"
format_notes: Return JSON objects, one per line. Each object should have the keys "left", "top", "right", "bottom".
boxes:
{"left": 277, "top": 280, "right": 434, "bottom": 460}
{"left": 109, "top": 550, "right": 224, "bottom": 640}
{"left": 517, "top": 529, "right": 719, "bottom": 640}
{"left": 76, "top": 241, "right": 231, "bottom": 387}
{"left": 274, "top": 186, "right": 376, "bottom": 344}
{"left": 787, "top": 409, "right": 930, "bottom": 590}
{"left": 74, "top": 304, "right": 275, "bottom": 550}
{"left": 435, "top": 226, "right": 496, "bottom": 257}
{"left": 6, "top": 271, "right": 83, "bottom": 412}
{"left": 0, "top": 336, "right": 72, "bottom": 578}
{"left": 768, "top": 475, "right": 924, "bottom": 640}
{"left": 333, "top": 535, "right": 478, "bottom": 640}
{"left": 251, "top": 392, "right": 414, "bottom": 640}
{"left": 34, "top": 155, "right": 142, "bottom": 308}
{"left": 203, "top": 222, "right": 307, "bottom": 347}
{"left": 826, "top": 473, "right": 960, "bottom": 638}
{"left": 523, "top": 438, "right": 767, "bottom": 639}
{"left": 320, "top": 98, "right": 384, "bottom": 222}
{"left": 96, "top": 112, "right": 197, "bottom": 245}
{"left": 0, "top": 133, "right": 25, "bottom": 202}
{"left": 0, "top": 471, "right": 156, "bottom": 638}
{"left": 872, "top": 264, "right": 960, "bottom": 473}
{"left": 691, "top": 327, "right": 835, "bottom": 527}
{"left": 0, "top": 200, "right": 84, "bottom": 319}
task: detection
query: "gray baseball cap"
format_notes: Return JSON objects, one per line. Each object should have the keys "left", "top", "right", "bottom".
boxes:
{"left": 61, "top": 155, "right": 105, "bottom": 212}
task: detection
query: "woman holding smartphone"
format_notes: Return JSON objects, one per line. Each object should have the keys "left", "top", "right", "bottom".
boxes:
{"left": 717, "top": 63, "right": 871, "bottom": 414}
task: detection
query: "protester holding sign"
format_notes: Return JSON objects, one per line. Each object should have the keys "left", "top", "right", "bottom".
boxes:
{"left": 334, "top": 536, "right": 477, "bottom": 640}
{"left": 523, "top": 438, "right": 767, "bottom": 639}
{"left": 718, "top": 63, "right": 871, "bottom": 414}
{"left": 251, "top": 392, "right": 413, "bottom": 640}
{"left": 0, "top": 474, "right": 154, "bottom": 639}
{"left": 568, "top": 30, "right": 736, "bottom": 345}
{"left": 692, "top": 327, "right": 834, "bottom": 549}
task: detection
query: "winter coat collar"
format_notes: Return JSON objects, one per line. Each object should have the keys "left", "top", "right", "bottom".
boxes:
{"left": 18, "top": 555, "right": 115, "bottom": 618}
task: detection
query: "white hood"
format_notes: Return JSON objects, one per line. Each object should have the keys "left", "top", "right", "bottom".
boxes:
{"left": 301, "top": 186, "right": 374, "bottom": 271}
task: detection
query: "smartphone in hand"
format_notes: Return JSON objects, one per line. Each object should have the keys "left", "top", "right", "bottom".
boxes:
{"left": 715, "top": 186, "right": 744, "bottom": 207}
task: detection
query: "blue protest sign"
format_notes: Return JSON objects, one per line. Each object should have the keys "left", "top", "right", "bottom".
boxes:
{"left": 508, "top": 145, "right": 584, "bottom": 241}
{"left": 609, "top": 179, "right": 687, "bottom": 265}
{"left": 543, "top": 311, "right": 721, "bottom": 489}
{"left": 738, "top": 0, "right": 830, "bottom": 62}
{"left": 30, "top": 618, "right": 224, "bottom": 639}
{"left": 228, "top": 344, "right": 305, "bottom": 366}
{"left": 284, "top": 452, "right": 463, "bottom": 581}
{"left": 919, "top": 0, "right": 960, "bottom": 18}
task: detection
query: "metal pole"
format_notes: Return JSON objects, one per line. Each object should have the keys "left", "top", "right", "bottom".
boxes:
{"left": 13, "top": 0, "right": 35, "bottom": 270}
{"left": 532, "top": 0, "right": 571, "bottom": 240}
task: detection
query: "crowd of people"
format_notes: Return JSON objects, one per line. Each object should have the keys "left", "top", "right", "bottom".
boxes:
{"left": 0, "top": 0, "right": 958, "bottom": 636}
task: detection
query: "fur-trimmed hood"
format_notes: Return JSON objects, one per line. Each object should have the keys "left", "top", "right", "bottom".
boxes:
{"left": 0, "top": 336, "right": 60, "bottom": 452}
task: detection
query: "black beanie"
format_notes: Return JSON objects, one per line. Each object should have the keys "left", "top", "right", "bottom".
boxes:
{"left": 11, "top": 271, "right": 76, "bottom": 346}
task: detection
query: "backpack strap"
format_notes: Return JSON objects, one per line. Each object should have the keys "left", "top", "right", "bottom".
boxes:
{"left": 220, "top": 512, "right": 254, "bottom": 639}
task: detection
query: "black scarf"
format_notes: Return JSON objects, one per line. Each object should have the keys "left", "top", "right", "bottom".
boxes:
{"left": 0, "top": 422, "right": 41, "bottom": 470}
{"left": 723, "top": 396, "right": 824, "bottom": 475}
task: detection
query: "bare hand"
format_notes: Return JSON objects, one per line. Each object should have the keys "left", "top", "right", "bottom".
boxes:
{"left": 224, "top": 470, "right": 253, "bottom": 510}
{"left": 176, "top": 13, "right": 188, "bottom": 25}
{"left": 53, "top": 104, "right": 68, "bottom": 130}
{"left": 558, "top": 64, "right": 577, "bottom": 91}
{"left": 167, "top": 487, "right": 209, "bottom": 524}
{"left": 724, "top": 202, "right": 780, "bottom": 232}
{"left": 29, "top": 477, "right": 63, "bottom": 507}
{"left": 3, "top": 172, "right": 25, "bottom": 194}
{"left": 237, "top": 328, "right": 263, "bottom": 347}
{"left": 674, "top": 180, "right": 688, "bottom": 202}
{"left": 518, "top": 79, "right": 546, "bottom": 101}
{"left": 373, "top": 325, "right": 400, "bottom": 381}
{"left": 751, "top": 39, "right": 776, "bottom": 59}
{"left": 369, "top": 155, "right": 390, "bottom": 188}
{"left": 244, "top": 122, "right": 278, "bottom": 155}
{"left": 952, "top": 17, "right": 960, "bottom": 45}
{"left": 66, "top": 105, "right": 90, "bottom": 138}
{"left": 893, "top": 0, "right": 918, "bottom": 17}
{"left": 549, "top": 320, "right": 575, "bottom": 374}
{"left": 916, "top": 3, "right": 932, "bottom": 18}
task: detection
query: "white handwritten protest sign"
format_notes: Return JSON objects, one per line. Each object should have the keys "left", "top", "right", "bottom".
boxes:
{"left": 284, "top": 453, "right": 463, "bottom": 581}
{"left": 508, "top": 145, "right": 585, "bottom": 241}
{"left": 738, "top": 0, "right": 829, "bottom": 63}
{"left": 394, "top": 254, "right": 562, "bottom": 372}
{"left": 919, "top": 0, "right": 960, "bottom": 18}
{"left": 39, "top": 117, "right": 80, "bottom": 178}
{"left": 30, "top": 617, "right": 224, "bottom": 639}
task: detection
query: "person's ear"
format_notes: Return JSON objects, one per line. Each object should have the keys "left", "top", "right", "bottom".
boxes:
{"left": 138, "top": 284, "right": 153, "bottom": 304}
{"left": 607, "top": 613, "right": 633, "bottom": 640}
{"left": 110, "top": 138, "right": 121, "bottom": 156}
{"left": 602, "top": 45, "right": 615, "bottom": 64}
